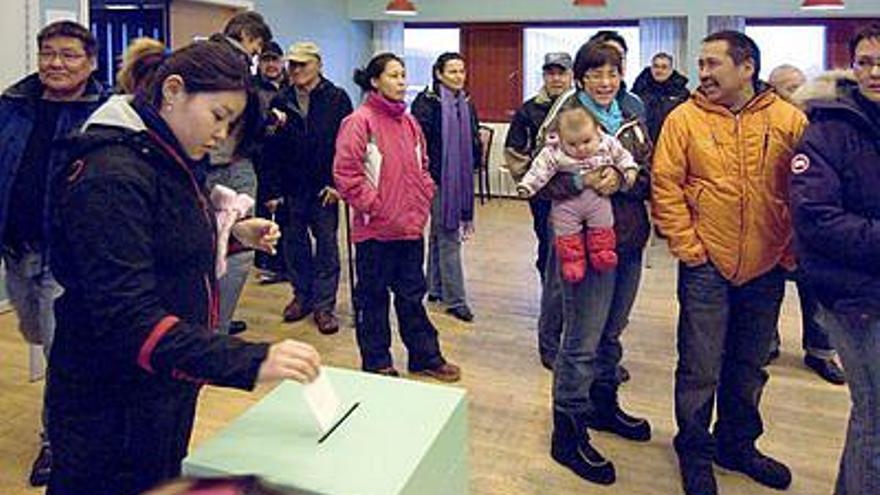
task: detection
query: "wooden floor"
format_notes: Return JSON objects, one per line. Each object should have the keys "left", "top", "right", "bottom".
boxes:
{"left": 0, "top": 199, "right": 849, "bottom": 494}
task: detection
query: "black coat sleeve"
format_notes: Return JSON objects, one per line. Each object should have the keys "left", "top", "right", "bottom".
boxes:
{"left": 59, "top": 159, "right": 269, "bottom": 391}
{"left": 411, "top": 93, "right": 441, "bottom": 183}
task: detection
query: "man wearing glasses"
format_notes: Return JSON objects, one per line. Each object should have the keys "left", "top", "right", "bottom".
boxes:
{"left": 0, "top": 21, "right": 107, "bottom": 487}
{"left": 790, "top": 24, "right": 880, "bottom": 494}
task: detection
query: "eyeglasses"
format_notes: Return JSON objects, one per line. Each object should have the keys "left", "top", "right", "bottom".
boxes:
{"left": 38, "top": 50, "right": 88, "bottom": 65}
{"left": 583, "top": 70, "right": 621, "bottom": 84}
{"left": 853, "top": 57, "right": 880, "bottom": 72}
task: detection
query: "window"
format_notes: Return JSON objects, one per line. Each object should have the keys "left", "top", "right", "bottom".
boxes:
{"left": 745, "top": 25, "right": 826, "bottom": 79}
{"left": 523, "top": 26, "right": 640, "bottom": 99}
{"left": 403, "top": 27, "right": 460, "bottom": 104}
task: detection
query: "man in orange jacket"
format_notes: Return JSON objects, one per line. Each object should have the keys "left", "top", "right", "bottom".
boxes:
{"left": 652, "top": 31, "right": 807, "bottom": 495}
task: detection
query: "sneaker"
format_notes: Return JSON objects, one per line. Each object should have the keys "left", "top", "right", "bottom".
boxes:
{"left": 427, "top": 294, "right": 442, "bottom": 303}
{"left": 679, "top": 460, "right": 717, "bottom": 495}
{"left": 283, "top": 296, "right": 312, "bottom": 322}
{"left": 411, "top": 362, "right": 461, "bottom": 382}
{"left": 446, "top": 305, "right": 474, "bottom": 322}
{"left": 29, "top": 443, "right": 51, "bottom": 487}
{"left": 715, "top": 448, "right": 792, "bottom": 490}
{"left": 804, "top": 354, "right": 846, "bottom": 385}
{"left": 587, "top": 404, "right": 652, "bottom": 442}
{"left": 314, "top": 310, "right": 340, "bottom": 335}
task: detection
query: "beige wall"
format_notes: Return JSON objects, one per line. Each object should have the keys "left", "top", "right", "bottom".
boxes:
{"left": 170, "top": 0, "right": 242, "bottom": 49}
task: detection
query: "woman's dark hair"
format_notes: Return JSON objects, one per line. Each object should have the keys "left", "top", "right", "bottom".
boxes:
{"left": 432, "top": 52, "right": 465, "bottom": 85}
{"left": 850, "top": 23, "right": 880, "bottom": 60}
{"left": 573, "top": 42, "right": 623, "bottom": 87}
{"left": 223, "top": 11, "right": 273, "bottom": 45}
{"left": 145, "top": 40, "right": 250, "bottom": 107}
{"left": 353, "top": 53, "right": 405, "bottom": 92}
{"left": 116, "top": 38, "right": 167, "bottom": 95}
{"left": 703, "top": 30, "right": 762, "bottom": 88}
{"left": 38, "top": 20, "right": 97, "bottom": 58}
{"left": 588, "top": 30, "right": 628, "bottom": 54}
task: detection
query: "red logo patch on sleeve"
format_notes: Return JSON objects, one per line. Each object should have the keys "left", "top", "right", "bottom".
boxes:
{"left": 791, "top": 154, "right": 810, "bottom": 175}
{"left": 67, "top": 159, "right": 86, "bottom": 183}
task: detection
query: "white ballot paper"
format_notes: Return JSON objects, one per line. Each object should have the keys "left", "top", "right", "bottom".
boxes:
{"left": 302, "top": 371, "right": 341, "bottom": 433}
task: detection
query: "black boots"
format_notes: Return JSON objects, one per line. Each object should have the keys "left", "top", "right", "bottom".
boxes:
{"left": 587, "top": 385, "right": 652, "bottom": 442}
{"left": 551, "top": 409, "right": 616, "bottom": 485}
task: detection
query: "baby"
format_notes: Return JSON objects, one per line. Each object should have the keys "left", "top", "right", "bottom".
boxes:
{"left": 517, "top": 104, "right": 639, "bottom": 282}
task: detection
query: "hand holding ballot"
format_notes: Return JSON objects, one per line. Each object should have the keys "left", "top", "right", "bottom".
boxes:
{"left": 257, "top": 339, "right": 321, "bottom": 384}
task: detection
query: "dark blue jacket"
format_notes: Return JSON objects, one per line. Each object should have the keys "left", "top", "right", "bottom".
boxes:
{"left": 791, "top": 78, "right": 880, "bottom": 317}
{"left": 0, "top": 73, "right": 107, "bottom": 257}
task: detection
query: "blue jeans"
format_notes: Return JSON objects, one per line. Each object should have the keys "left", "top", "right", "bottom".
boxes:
{"left": 284, "top": 197, "right": 340, "bottom": 312}
{"left": 771, "top": 274, "right": 836, "bottom": 359}
{"left": 818, "top": 308, "right": 880, "bottom": 495}
{"left": 673, "top": 262, "right": 785, "bottom": 462}
{"left": 4, "top": 250, "right": 63, "bottom": 439}
{"left": 528, "top": 197, "right": 552, "bottom": 280}
{"left": 428, "top": 196, "right": 468, "bottom": 309}
{"left": 552, "top": 262, "right": 616, "bottom": 415}
{"left": 206, "top": 159, "right": 257, "bottom": 334}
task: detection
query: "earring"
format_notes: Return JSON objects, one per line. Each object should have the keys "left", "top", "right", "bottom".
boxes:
{"left": 164, "top": 103, "right": 173, "bottom": 113}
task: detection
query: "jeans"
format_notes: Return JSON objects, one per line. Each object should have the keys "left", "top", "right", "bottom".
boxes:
{"left": 428, "top": 196, "right": 468, "bottom": 309}
{"left": 552, "top": 262, "right": 616, "bottom": 415}
{"left": 673, "top": 262, "right": 785, "bottom": 462}
{"left": 354, "top": 239, "right": 446, "bottom": 372}
{"left": 206, "top": 159, "right": 257, "bottom": 334}
{"left": 817, "top": 308, "right": 880, "bottom": 495}
{"left": 594, "top": 249, "right": 644, "bottom": 390}
{"left": 771, "top": 274, "right": 835, "bottom": 359}
{"left": 4, "top": 249, "right": 62, "bottom": 439}
{"left": 284, "top": 197, "right": 340, "bottom": 312}
{"left": 538, "top": 233, "right": 564, "bottom": 363}
{"left": 528, "top": 197, "right": 552, "bottom": 280}
{"left": 216, "top": 251, "right": 254, "bottom": 334}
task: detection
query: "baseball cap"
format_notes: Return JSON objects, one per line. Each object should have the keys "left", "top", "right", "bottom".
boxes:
{"left": 286, "top": 41, "right": 321, "bottom": 63}
{"left": 260, "top": 41, "right": 283, "bottom": 59}
{"left": 543, "top": 52, "right": 572, "bottom": 71}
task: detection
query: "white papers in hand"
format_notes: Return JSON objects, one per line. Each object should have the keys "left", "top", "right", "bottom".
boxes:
{"left": 302, "top": 371, "right": 341, "bottom": 434}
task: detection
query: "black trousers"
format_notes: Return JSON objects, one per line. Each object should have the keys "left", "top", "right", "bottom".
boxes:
{"left": 47, "top": 384, "right": 200, "bottom": 495}
{"left": 354, "top": 239, "right": 446, "bottom": 372}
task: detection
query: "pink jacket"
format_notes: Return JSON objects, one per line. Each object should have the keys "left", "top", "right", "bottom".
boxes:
{"left": 334, "top": 92, "right": 435, "bottom": 243}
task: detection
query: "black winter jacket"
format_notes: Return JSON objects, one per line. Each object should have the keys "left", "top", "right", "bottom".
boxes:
{"left": 791, "top": 79, "right": 880, "bottom": 318}
{"left": 631, "top": 68, "right": 690, "bottom": 143}
{"left": 263, "top": 78, "right": 352, "bottom": 209}
{"left": 49, "top": 97, "right": 269, "bottom": 412}
{"left": 410, "top": 86, "right": 483, "bottom": 187}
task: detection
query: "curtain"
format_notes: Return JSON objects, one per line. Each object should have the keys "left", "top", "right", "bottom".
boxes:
{"left": 708, "top": 16, "right": 746, "bottom": 35}
{"left": 639, "top": 17, "right": 689, "bottom": 82}
{"left": 371, "top": 21, "right": 405, "bottom": 56}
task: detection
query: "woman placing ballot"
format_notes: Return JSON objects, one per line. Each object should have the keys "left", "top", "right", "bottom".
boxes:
{"left": 46, "top": 40, "right": 321, "bottom": 495}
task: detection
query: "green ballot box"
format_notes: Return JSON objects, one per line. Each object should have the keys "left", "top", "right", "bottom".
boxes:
{"left": 182, "top": 366, "right": 469, "bottom": 495}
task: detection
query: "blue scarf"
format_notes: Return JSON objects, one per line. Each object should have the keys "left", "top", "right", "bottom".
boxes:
{"left": 577, "top": 90, "right": 624, "bottom": 134}
{"left": 439, "top": 85, "right": 475, "bottom": 230}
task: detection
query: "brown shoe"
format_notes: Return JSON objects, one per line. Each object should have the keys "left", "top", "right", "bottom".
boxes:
{"left": 283, "top": 296, "right": 311, "bottom": 322}
{"left": 413, "top": 362, "right": 461, "bottom": 383}
{"left": 314, "top": 310, "right": 339, "bottom": 335}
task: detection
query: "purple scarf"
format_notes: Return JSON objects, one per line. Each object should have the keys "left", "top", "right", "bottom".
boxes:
{"left": 439, "top": 85, "right": 475, "bottom": 230}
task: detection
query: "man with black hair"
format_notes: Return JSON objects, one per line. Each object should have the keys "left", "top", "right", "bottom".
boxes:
{"left": 0, "top": 20, "right": 107, "bottom": 487}
{"left": 222, "top": 11, "right": 273, "bottom": 58}
{"left": 632, "top": 52, "right": 691, "bottom": 142}
{"left": 653, "top": 30, "right": 807, "bottom": 495}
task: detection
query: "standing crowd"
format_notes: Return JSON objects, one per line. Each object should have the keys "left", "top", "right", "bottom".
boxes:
{"left": 0, "top": 9, "right": 877, "bottom": 495}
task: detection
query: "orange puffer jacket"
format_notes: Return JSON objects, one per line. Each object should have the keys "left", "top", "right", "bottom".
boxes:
{"left": 651, "top": 86, "right": 808, "bottom": 285}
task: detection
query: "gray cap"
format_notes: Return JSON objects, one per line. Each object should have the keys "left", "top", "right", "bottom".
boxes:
{"left": 543, "top": 52, "right": 572, "bottom": 71}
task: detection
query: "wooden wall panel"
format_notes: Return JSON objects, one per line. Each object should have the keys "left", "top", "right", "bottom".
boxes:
{"left": 826, "top": 18, "right": 880, "bottom": 69}
{"left": 170, "top": 0, "right": 241, "bottom": 50}
{"left": 461, "top": 24, "right": 524, "bottom": 123}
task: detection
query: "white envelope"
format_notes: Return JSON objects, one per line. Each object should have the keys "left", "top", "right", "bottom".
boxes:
{"left": 302, "top": 371, "right": 341, "bottom": 434}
